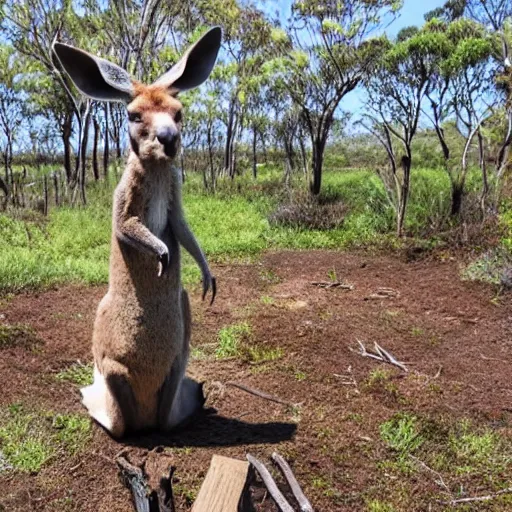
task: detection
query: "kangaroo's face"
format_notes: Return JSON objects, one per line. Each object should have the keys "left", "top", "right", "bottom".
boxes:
{"left": 127, "top": 85, "right": 183, "bottom": 162}
{"left": 52, "top": 28, "right": 221, "bottom": 163}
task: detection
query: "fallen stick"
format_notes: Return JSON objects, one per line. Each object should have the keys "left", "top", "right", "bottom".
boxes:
{"left": 117, "top": 455, "right": 175, "bottom": 512}
{"left": 246, "top": 454, "right": 294, "bottom": 512}
{"left": 116, "top": 456, "right": 150, "bottom": 512}
{"left": 225, "top": 381, "right": 295, "bottom": 407}
{"left": 356, "top": 340, "right": 408, "bottom": 372}
{"left": 439, "top": 487, "right": 512, "bottom": 506}
{"left": 311, "top": 281, "right": 354, "bottom": 290}
{"left": 271, "top": 452, "right": 313, "bottom": 512}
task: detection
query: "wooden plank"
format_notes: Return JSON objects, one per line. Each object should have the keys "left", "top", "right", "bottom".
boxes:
{"left": 192, "top": 455, "right": 253, "bottom": 512}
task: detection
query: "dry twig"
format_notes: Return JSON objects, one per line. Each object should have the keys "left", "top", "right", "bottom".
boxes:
{"left": 246, "top": 454, "right": 294, "bottom": 512}
{"left": 439, "top": 487, "right": 512, "bottom": 506}
{"left": 355, "top": 340, "right": 408, "bottom": 372}
{"left": 271, "top": 452, "right": 313, "bottom": 512}
{"left": 311, "top": 281, "right": 354, "bottom": 290}
{"left": 366, "top": 287, "right": 400, "bottom": 300}
{"left": 408, "top": 455, "right": 451, "bottom": 495}
{"left": 225, "top": 381, "right": 296, "bottom": 407}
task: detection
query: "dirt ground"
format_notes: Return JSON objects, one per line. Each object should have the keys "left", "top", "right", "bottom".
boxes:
{"left": 0, "top": 250, "right": 511, "bottom": 511}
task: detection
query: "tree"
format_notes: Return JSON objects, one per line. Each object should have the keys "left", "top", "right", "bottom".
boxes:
{"left": 361, "top": 28, "right": 436, "bottom": 236}
{"left": 271, "top": 0, "right": 402, "bottom": 195}
{"left": 424, "top": 18, "right": 493, "bottom": 216}
{"left": 0, "top": 45, "right": 26, "bottom": 203}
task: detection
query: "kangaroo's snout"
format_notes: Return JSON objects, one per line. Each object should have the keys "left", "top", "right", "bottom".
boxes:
{"left": 156, "top": 125, "right": 177, "bottom": 147}
{"left": 153, "top": 113, "right": 179, "bottom": 158}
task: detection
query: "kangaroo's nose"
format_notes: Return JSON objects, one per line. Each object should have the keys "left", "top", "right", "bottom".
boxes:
{"left": 156, "top": 126, "right": 177, "bottom": 146}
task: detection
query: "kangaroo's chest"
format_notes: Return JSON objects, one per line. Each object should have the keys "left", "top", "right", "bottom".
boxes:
{"left": 145, "top": 179, "right": 171, "bottom": 238}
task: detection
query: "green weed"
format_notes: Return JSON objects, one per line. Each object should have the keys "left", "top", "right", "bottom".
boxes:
{"left": 215, "top": 322, "right": 252, "bottom": 359}
{"left": 0, "top": 324, "right": 41, "bottom": 350}
{"left": 51, "top": 414, "right": 91, "bottom": 455}
{"left": 246, "top": 346, "right": 283, "bottom": 364}
{"left": 380, "top": 414, "right": 424, "bottom": 457}
{"left": 367, "top": 500, "right": 397, "bottom": 512}
{"left": 55, "top": 362, "right": 93, "bottom": 386}
{"left": 366, "top": 368, "right": 393, "bottom": 388}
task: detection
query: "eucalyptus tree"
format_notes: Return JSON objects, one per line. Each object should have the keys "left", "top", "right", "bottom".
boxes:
{"left": 270, "top": 0, "right": 402, "bottom": 195}
{"left": 433, "top": 0, "right": 512, "bottom": 205}
{"left": 195, "top": 0, "right": 274, "bottom": 178}
{"left": 361, "top": 28, "right": 437, "bottom": 237}
{"left": 0, "top": 44, "right": 26, "bottom": 197}
{"left": 424, "top": 18, "right": 494, "bottom": 216}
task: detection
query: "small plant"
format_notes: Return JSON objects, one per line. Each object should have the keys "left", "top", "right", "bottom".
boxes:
{"left": 294, "top": 370, "right": 307, "bottom": 381}
{"left": 259, "top": 268, "right": 281, "bottom": 285}
{"left": 260, "top": 295, "right": 275, "bottom": 305}
{"left": 449, "top": 420, "right": 499, "bottom": 471}
{"left": 366, "top": 368, "right": 392, "bottom": 388}
{"left": 215, "top": 322, "right": 252, "bottom": 359}
{"left": 246, "top": 346, "right": 283, "bottom": 364}
{"left": 461, "top": 247, "right": 512, "bottom": 287}
{"left": 0, "top": 324, "right": 41, "bottom": 350}
{"left": 380, "top": 413, "right": 424, "bottom": 457}
{"left": 410, "top": 326, "right": 424, "bottom": 336}
{"left": 56, "top": 362, "right": 94, "bottom": 386}
{"left": 190, "top": 346, "right": 207, "bottom": 360}
{"left": 327, "top": 267, "right": 338, "bottom": 282}
{"left": 367, "top": 500, "right": 397, "bottom": 512}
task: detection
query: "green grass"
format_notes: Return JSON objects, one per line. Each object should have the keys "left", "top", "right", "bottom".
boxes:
{"left": 375, "top": 413, "right": 512, "bottom": 506}
{"left": 366, "top": 501, "right": 397, "bottom": 512}
{"left": 0, "top": 404, "right": 91, "bottom": 473}
{"left": 380, "top": 413, "right": 425, "bottom": 458}
{"left": 215, "top": 322, "right": 252, "bottom": 359}
{"left": 0, "top": 165, "right": 507, "bottom": 293}
{"left": 55, "top": 362, "right": 94, "bottom": 386}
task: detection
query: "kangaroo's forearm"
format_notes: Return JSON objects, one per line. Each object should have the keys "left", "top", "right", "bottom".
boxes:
{"left": 116, "top": 217, "right": 167, "bottom": 258}
{"left": 171, "top": 217, "right": 209, "bottom": 273}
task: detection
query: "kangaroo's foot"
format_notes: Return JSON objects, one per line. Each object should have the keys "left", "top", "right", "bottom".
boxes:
{"left": 81, "top": 364, "right": 135, "bottom": 439}
{"left": 161, "top": 376, "right": 205, "bottom": 431}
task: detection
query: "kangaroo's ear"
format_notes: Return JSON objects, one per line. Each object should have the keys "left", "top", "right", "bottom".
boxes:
{"left": 153, "top": 27, "right": 222, "bottom": 93}
{"left": 52, "top": 42, "right": 134, "bottom": 102}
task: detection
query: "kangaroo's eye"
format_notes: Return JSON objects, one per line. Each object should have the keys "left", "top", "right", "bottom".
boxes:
{"left": 128, "top": 112, "right": 142, "bottom": 123}
{"left": 174, "top": 110, "right": 183, "bottom": 123}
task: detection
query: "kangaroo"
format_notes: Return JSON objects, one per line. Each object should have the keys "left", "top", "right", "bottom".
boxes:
{"left": 52, "top": 27, "right": 222, "bottom": 438}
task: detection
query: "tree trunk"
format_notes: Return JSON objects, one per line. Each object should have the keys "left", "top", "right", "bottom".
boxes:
{"left": 207, "top": 121, "right": 215, "bottom": 191}
{"left": 0, "top": 174, "right": 8, "bottom": 208}
{"left": 252, "top": 124, "right": 257, "bottom": 179}
{"left": 62, "top": 114, "right": 73, "bottom": 183}
{"left": 310, "top": 137, "right": 326, "bottom": 195}
{"left": 224, "top": 98, "right": 236, "bottom": 178}
{"left": 103, "top": 103, "right": 110, "bottom": 179}
{"left": 451, "top": 180, "right": 464, "bottom": 217}
{"left": 260, "top": 132, "right": 268, "bottom": 163}
{"left": 477, "top": 130, "right": 488, "bottom": 218}
{"left": 79, "top": 108, "right": 91, "bottom": 205}
{"left": 396, "top": 155, "right": 411, "bottom": 237}
{"left": 92, "top": 116, "right": 100, "bottom": 181}
{"left": 299, "top": 136, "right": 308, "bottom": 176}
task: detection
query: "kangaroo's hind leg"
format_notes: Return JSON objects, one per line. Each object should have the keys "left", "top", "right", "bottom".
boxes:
{"left": 158, "top": 290, "right": 205, "bottom": 430}
{"left": 81, "top": 360, "right": 137, "bottom": 438}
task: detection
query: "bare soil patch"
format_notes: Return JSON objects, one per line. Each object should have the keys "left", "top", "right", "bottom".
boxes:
{"left": 0, "top": 250, "right": 511, "bottom": 511}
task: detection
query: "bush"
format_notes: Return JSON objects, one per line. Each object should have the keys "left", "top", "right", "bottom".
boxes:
{"left": 269, "top": 193, "right": 347, "bottom": 231}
